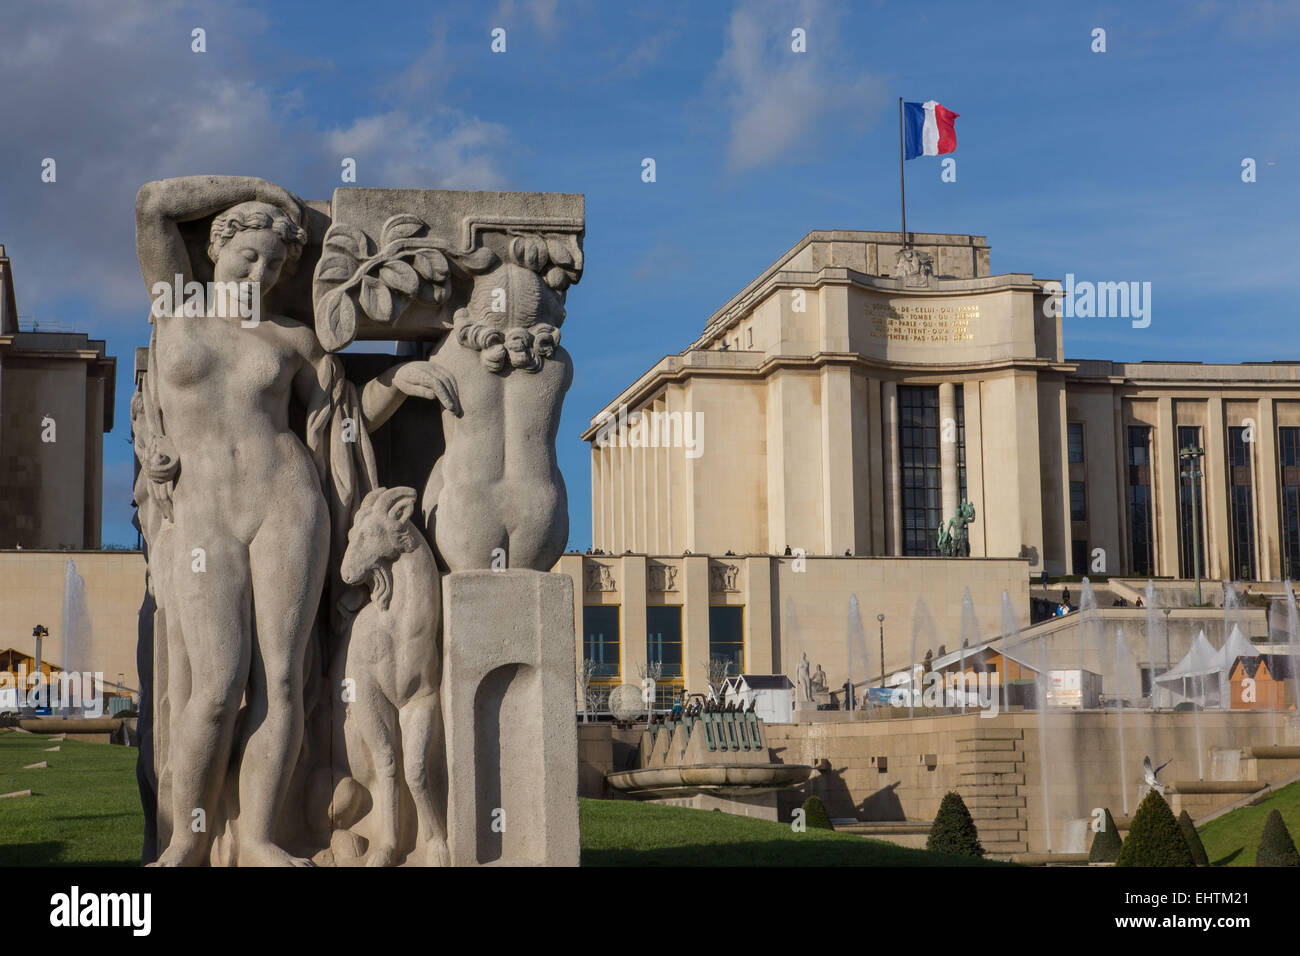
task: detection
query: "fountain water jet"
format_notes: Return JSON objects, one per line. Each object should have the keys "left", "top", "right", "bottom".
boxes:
{"left": 1035, "top": 634, "right": 1054, "bottom": 852}
{"left": 1114, "top": 626, "right": 1140, "bottom": 814}
{"left": 999, "top": 590, "right": 1019, "bottom": 713}
{"left": 958, "top": 587, "right": 981, "bottom": 713}
{"left": 847, "top": 595, "right": 872, "bottom": 715}
{"left": 1144, "top": 580, "right": 1160, "bottom": 708}
{"left": 60, "top": 559, "right": 93, "bottom": 716}
{"left": 1287, "top": 583, "right": 1300, "bottom": 733}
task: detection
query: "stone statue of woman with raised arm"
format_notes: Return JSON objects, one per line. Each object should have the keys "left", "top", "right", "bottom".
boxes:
{"left": 135, "top": 175, "right": 335, "bottom": 866}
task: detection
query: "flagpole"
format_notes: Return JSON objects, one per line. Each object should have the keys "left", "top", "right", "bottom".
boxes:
{"left": 898, "top": 97, "right": 907, "bottom": 250}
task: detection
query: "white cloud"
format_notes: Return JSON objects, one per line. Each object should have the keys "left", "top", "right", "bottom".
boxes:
{"left": 0, "top": 2, "right": 514, "bottom": 316}
{"left": 714, "top": 0, "right": 887, "bottom": 172}
{"left": 492, "top": 0, "right": 561, "bottom": 35}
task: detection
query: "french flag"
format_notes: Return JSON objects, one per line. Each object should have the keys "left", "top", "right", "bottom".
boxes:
{"left": 903, "top": 101, "right": 959, "bottom": 159}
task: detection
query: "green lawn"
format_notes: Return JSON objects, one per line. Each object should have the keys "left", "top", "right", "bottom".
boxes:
{"left": 1198, "top": 779, "right": 1300, "bottom": 867}
{"left": 0, "top": 729, "right": 144, "bottom": 866}
{"left": 579, "top": 798, "right": 1009, "bottom": 866}
{"left": 0, "top": 732, "right": 1006, "bottom": 867}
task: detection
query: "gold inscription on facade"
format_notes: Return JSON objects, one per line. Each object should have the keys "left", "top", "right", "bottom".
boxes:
{"left": 866, "top": 302, "right": 978, "bottom": 344}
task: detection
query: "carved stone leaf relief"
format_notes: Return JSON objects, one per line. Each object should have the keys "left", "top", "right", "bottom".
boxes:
{"left": 312, "top": 214, "right": 499, "bottom": 352}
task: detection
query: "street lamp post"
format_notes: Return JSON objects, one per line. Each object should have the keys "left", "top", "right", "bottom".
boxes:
{"left": 1179, "top": 444, "right": 1205, "bottom": 606}
{"left": 31, "top": 625, "right": 48, "bottom": 712}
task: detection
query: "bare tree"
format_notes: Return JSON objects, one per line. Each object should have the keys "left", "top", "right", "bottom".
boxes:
{"left": 577, "top": 658, "right": 600, "bottom": 723}
{"left": 708, "top": 655, "right": 734, "bottom": 702}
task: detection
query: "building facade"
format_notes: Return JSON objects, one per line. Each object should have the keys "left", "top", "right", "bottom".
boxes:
{"left": 0, "top": 245, "right": 116, "bottom": 549}
{"left": 581, "top": 230, "right": 1300, "bottom": 582}
{"left": 561, "top": 230, "right": 1300, "bottom": 704}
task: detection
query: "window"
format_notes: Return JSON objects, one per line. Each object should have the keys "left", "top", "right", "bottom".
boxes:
{"left": 1177, "top": 425, "right": 1206, "bottom": 580}
{"left": 1228, "top": 426, "right": 1256, "bottom": 581}
{"left": 955, "top": 384, "right": 967, "bottom": 503}
{"left": 899, "top": 386, "right": 941, "bottom": 555}
{"left": 746, "top": 327, "right": 753, "bottom": 348}
{"left": 647, "top": 605, "right": 683, "bottom": 679}
{"left": 1281, "top": 427, "right": 1300, "bottom": 580}
{"left": 1068, "top": 423, "right": 1085, "bottom": 463}
{"left": 709, "top": 606, "right": 744, "bottom": 677}
{"left": 1072, "top": 538, "right": 1089, "bottom": 575}
{"left": 1070, "top": 480, "right": 1087, "bottom": 522}
{"left": 1128, "top": 425, "right": 1154, "bottom": 576}
{"left": 583, "top": 606, "right": 620, "bottom": 680}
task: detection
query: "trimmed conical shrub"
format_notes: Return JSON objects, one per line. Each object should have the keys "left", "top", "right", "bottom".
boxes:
{"left": 1116, "top": 790, "right": 1194, "bottom": 867}
{"left": 800, "top": 795, "right": 834, "bottom": 831}
{"left": 1089, "top": 808, "right": 1122, "bottom": 862}
{"left": 927, "top": 791, "right": 985, "bottom": 857}
{"left": 1177, "top": 810, "right": 1209, "bottom": 866}
{"left": 1256, "top": 809, "right": 1300, "bottom": 867}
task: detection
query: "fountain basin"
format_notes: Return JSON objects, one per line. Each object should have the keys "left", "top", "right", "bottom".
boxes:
{"left": 606, "top": 762, "right": 812, "bottom": 798}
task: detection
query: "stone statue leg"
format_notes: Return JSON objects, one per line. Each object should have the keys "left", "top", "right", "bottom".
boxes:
{"left": 399, "top": 692, "right": 449, "bottom": 866}
{"left": 154, "top": 533, "right": 252, "bottom": 867}
{"left": 352, "top": 693, "right": 401, "bottom": 867}
{"left": 429, "top": 485, "right": 505, "bottom": 572}
{"left": 238, "top": 506, "right": 329, "bottom": 867}
{"left": 503, "top": 481, "right": 566, "bottom": 572}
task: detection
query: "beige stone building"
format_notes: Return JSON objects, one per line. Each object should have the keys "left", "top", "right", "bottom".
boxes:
{"left": 0, "top": 244, "right": 115, "bottom": 549}
{"left": 564, "top": 230, "right": 1300, "bottom": 701}
{"left": 583, "top": 230, "right": 1300, "bottom": 580}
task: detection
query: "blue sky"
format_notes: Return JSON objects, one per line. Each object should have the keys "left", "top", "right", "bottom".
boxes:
{"left": 2, "top": 0, "right": 1296, "bottom": 548}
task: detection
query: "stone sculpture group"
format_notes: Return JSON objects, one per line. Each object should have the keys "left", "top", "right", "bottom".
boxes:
{"left": 131, "top": 176, "right": 583, "bottom": 866}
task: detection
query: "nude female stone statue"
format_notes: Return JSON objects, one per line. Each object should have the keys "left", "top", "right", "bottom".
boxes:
{"left": 136, "top": 175, "right": 333, "bottom": 866}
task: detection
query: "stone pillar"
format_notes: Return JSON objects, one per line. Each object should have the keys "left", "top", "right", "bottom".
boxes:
{"left": 1206, "top": 397, "right": 1230, "bottom": 580}
{"left": 621, "top": 555, "right": 648, "bottom": 682}
{"left": 939, "top": 382, "right": 959, "bottom": 524}
{"left": 963, "top": 382, "right": 986, "bottom": 556}
{"left": 1155, "top": 396, "right": 1179, "bottom": 577}
{"left": 555, "top": 554, "right": 586, "bottom": 705}
{"left": 591, "top": 446, "right": 603, "bottom": 552}
{"left": 744, "top": 556, "right": 773, "bottom": 673}
{"left": 1256, "top": 398, "right": 1280, "bottom": 581}
{"left": 441, "top": 570, "right": 579, "bottom": 867}
{"left": 681, "top": 556, "right": 711, "bottom": 696}
{"left": 821, "top": 365, "right": 857, "bottom": 555}
{"left": 867, "top": 378, "right": 886, "bottom": 555}
{"left": 883, "top": 381, "right": 902, "bottom": 556}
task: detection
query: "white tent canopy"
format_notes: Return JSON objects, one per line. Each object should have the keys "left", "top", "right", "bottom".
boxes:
{"left": 1216, "top": 624, "right": 1259, "bottom": 672}
{"left": 1155, "top": 630, "right": 1220, "bottom": 683}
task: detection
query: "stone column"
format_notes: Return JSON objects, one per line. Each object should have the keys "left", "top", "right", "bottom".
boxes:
{"left": 939, "top": 382, "right": 959, "bottom": 524}
{"left": 1256, "top": 398, "right": 1280, "bottom": 581}
{"left": 681, "top": 556, "right": 711, "bottom": 695}
{"left": 1156, "top": 396, "right": 1179, "bottom": 577}
{"left": 621, "top": 555, "right": 648, "bottom": 682}
{"left": 1205, "top": 397, "right": 1230, "bottom": 580}
{"left": 883, "top": 381, "right": 902, "bottom": 556}
{"left": 963, "top": 382, "right": 986, "bottom": 556}
{"left": 591, "top": 445, "right": 603, "bottom": 552}
{"left": 744, "top": 555, "right": 773, "bottom": 673}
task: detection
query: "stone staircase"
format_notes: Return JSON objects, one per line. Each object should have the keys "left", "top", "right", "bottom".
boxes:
{"left": 955, "top": 727, "right": 1029, "bottom": 855}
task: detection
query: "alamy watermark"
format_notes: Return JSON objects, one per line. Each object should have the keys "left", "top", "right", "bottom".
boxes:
{"left": 1042, "top": 274, "right": 1151, "bottom": 329}
{"left": 0, "top": 666, "right": 105, "bottom": 716}
{"left": 888, "top": 669, "right": 1000, "bottom": 718}
{"left": 593, "top": 403, "right": 704, "bottom": 459}
{"left": 150, "top": 273, "right": 261, "bottom": 327}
